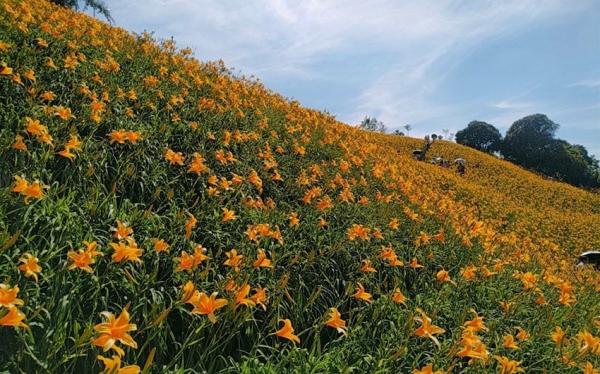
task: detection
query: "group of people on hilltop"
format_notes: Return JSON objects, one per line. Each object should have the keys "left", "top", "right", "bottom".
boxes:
{"left": 412, "top": 149, "right": 468, "bottom": 176}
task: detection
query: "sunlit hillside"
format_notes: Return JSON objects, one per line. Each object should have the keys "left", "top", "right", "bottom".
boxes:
{"left": 0, "top": 1, "right": 598, "bottom": 373}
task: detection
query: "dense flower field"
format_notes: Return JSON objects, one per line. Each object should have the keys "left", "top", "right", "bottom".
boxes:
{"left": 0, "top": 1, "right": 598, "bottom": 372}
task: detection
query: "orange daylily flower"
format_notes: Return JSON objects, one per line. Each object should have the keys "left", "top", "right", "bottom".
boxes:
{"left": 45, "top": 57, "right": 57, "bottom": 69}
{"left": 57, "top": 149, "right": 76, "bottom": 160}
{"left": 391, "top": 288, "right": 407, "bottom": 306}
{"left": 18, "top": 253, "right": 42, "bottom": 281}
{"left": 188, "top": 291, "right": 228, "bottom": 323}
{"left": 35, "top": 38, "right": 48, "bottom": 48}
{"left": 124, "top": 131, "right": 141, "bottom": 144}
{"left": 480, "top": 266, "right": 497, "bottom": 278}
{"left": 494, "top": 355, "right": 524, "bottom": 374}
{"left": 0, "top": 284, "right": 24, "bottom": 308}
{"left": 0, "top": 306, "right": 27, "bottom": 328}
{"left": 12, "top": 176, "right": 46, "bottom": 204}
{"left": 188, "top": 153, "right": 208, "bottom": 175}
{"left": 414, "top": 308, "right": 445, "bottom": 347}
{"left": 352, "top": 283, "right": 372, "bottom": 304}
{"left": 12, "top": 134, "right": 27, "bottom": 151}
{"left": 54, "top": 106, "right": 74, "bottom": 120}
{"left": 433, "top": 230, "right": 445, "bottom": 242}
{"left": 67, "top": 249, "right": 95, "bottom": 272}
{"left": 181, "top": 281, "right": 197, "bottom": 304}
{"left": 347, "top": 224, "right": 371, "bottom": 241}
{"left": 415, "top": 231, "right": 430, "bottom": 247}
{"left": 110, "top": 238, "right": 143, "bottom": 263}
{"left": 325, "top": 307, "right": 347, "bottom": 335}
{"left": 289, "top": 212, "right": 299, "bottom": 227}
{"left": 360, "top": 259, "right": 377, "bottom": 273}
{"left": 58, "top": 134, "right": 83, "bottom": 160}
{"left": 550, "top": 326, "right": 565, "bottom": 346}
{"left": 153, "top": 239, "right": 170, "bottom": 253}
{"left": 503, "top": 334, "right": 519, "bottom": 350}
{"left": 436, "top": 270, "right": 456, "bottom": 285}
{"left": 68, "top": 240, "right": 102, "bottom": 272}
{"left": 575, "top": 330, "right": 600, "bottom": 355}
{"left": 457, "top": 330, "right": 489, "bottom": 363}
{"left": 224, "top": 249, "right": 243, "bottom": 272}
{"left": 22, "top": 180, "right": 45, "bottom": 203}
{"left": 92, "top": 308, "right": 138, "bottom": 357}
{"left": 460, "top": 265, "right": 477, "bottom": 281}
{"left": 175, "top": 251, "right": 196, "bottom": 272}
{"left": 582, "top": 362, "right": 598, "bottom": 374}
{"left": 409, "top": 257, "right": 424, "bottom": 269}
{"left": 380, "top": 245, "right": 403, "bottom": 267}
{"left": 252, "top": 249, "right": 273, "bottom": 269}
{"left": 97, "top": 355, "right": 140, "bottom": 374}
{"left": 12, "top": 175, "right": 29, "bottom": 194}
{"left": 234, "top": 284, "right": 256, "bottom": 309}
{"left": 275, "top": 319, "right": 300, "bottom": 344}
{"left": 23, "top": 69, "right": 35, "bottom": 83}
{"left": 63, "top": 133, "right": 82, "bottom": 150}
{"left": 175, "top": 245, "right": 209, "bottom": 273}
{"left": 109, "top": 130, "right": 140, "bottom": 144}
{"left": 222, "top": 208, "right": 237, "bottom": 222}
{"left": 412, "top": 363, "right": 444, "bottom": 374}
{"left": 164, "top": 148, "right": 185, "bottom": 165}
{"left": 0, "top": 63, "right": 13, "bottom": 76}
{"left": 463, "top": 310, "right": 488, "bottom": 333}
{"left": 516, "top": 327, "right": 528, "bottom": 341}
{"left": 185, "top": 213, "right": 197, "bottom": 239}
{"left": 113, "top": 221, "right": 133, "bottom": 240}
{"left": 250, "top": 287, "right": 268, "bottom": 310}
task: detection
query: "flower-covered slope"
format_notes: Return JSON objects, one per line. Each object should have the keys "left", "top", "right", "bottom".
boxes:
{"left": 0, "top": 1, "right": 598, "bottom": 373}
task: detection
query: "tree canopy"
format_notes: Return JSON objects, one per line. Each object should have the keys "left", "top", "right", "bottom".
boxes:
{"left": 455, "top": 121, "right": 502, "bottom": 153}
{"left": 502, "top": 114, "right": 599, "bottom": 188}
{"left": 502, "top": 114, "right": 559, "bottom": 168}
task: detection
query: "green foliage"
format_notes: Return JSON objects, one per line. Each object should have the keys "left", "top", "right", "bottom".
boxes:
{"left": 502, "top": 114, "right": 599, "bottom": 188}
{"left": 455, "top": 121, "right": 502, "bottom": 153}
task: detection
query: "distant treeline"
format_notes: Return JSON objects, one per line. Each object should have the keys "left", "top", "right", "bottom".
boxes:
{"left": 455, "top": 115, "right": 600, "bottom": 189}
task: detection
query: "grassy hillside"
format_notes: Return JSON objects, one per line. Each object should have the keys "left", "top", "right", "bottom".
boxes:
{"left": 0, "top": 1, "right": 598, "bottom": 373}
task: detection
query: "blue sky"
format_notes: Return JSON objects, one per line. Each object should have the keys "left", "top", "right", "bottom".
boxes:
{"left": 97, "top": 0, "right": 600, "bottom": 156}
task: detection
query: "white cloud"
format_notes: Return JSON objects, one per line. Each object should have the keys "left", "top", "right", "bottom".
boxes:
{"left": 570, "top": 79, "right": 600, "bottom": 88}
{"left": 491, "top": 100, "right": 534, "bottom": 110}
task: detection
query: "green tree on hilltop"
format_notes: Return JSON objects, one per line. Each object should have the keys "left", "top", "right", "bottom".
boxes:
{"left": 503, "top": 114, "right": 599, "bottom": 188}
{"left": 455, "top": 121, "right": 502, "bottom": 153}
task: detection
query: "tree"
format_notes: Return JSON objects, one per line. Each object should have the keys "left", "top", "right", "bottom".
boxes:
{"left": 359, "top": 116, "right": 386, "bottom": 133}
{"left": 49, "top": 0, "right": 113, "bottom": 23}
{"left": 455, "top": 121, "right": 502, "bottom": 153}
{"left": 393, "top": 130, "right": 405, "bottom": 136}
{"left": 403, "top": 124, "right": 412, "bottom": 136}
{"left": 502, "top": 114, "right": 559, "bottom": 169}
{"left": 502, "top": 114, "right": 599, "bottom": 188}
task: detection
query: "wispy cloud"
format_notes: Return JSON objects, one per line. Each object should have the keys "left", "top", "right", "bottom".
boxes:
{"left": 570, "top": 79, "right": 600, "bottom": 88}
{"left": 491, "top": 100, "right": 535, "bottom": 110}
